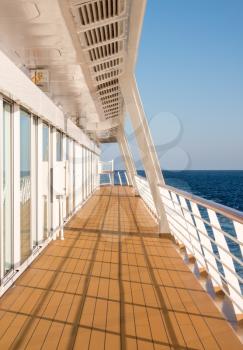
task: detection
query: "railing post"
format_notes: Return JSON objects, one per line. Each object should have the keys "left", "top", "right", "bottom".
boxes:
{"left": 124, "top": 171, "right": 130, "bottom": 186}
{"left": 118, "top": 171, "right": 122, "bottom": 186}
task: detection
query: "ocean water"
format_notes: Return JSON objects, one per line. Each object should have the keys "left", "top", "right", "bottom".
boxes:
{"left": 137, "top": 170, "right": 243, "bottom": 212}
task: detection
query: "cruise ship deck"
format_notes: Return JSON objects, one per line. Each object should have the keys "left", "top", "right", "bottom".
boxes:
{"left": 0, "top": 0, "right": 242, "bottom": 348}
{"left": 0, "top": 186, "right": 241, "bottom": 350}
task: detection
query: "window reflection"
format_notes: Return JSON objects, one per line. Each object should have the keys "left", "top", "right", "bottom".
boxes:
{"left": 56, "top": 131, "right": 62, "bottom": 161}
{"left": 20, "top": 110, "right": 31, "bottom": 262}
{"left": 42, "top": 123, "right": 49, "bottom": 162}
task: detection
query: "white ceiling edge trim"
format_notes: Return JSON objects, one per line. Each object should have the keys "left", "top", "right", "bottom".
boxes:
{"left": 118, "top": 0, "right": 147, "bottom": 127}
{"left": 67, "top": 119, "right": 100, "bottom": 154}
{"left": 86, "top": 117, "right": 120, "bottom": 131}
{"left": 125, "top": 0, "right": 147, "bottom": 72}
{"left": 0, "top": 49, "right": 100, "bottom": 154}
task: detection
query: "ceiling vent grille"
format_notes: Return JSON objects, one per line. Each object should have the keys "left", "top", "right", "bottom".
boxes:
{"left": 97, "top": 78, "right": 118, "bottom": 91}
{"left": 93, "top": 57, "right": 122, "bottom": 73}
{"left": 98, "top": 85, "right": 119, "bottom": 96}
{"left": 103, "top": 101, "right": 119, "bottom": 108}
{"left": 95, "top": 69, "right": 120, "bottom": 82}
{"left": 88, "top": 41, "right": 123, "bottom": 61}
{"left": 83, "top": 21, "right": 123, "bottom": 46}
{"left": 102, "top": 97, "right": 119, "bottom": 106}
{"left": 100, "top": 92, "right": 119, "bottom": 101}
{"left": 104, "top": 107, "right": 119, "bottom": 113}
{"left": 78, "top": 0, "right": 125, "bottom": 26}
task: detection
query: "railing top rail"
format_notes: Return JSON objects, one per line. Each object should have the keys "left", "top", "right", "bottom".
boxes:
{"left": 158, "top": 183, "right": 243, "bottom": 224}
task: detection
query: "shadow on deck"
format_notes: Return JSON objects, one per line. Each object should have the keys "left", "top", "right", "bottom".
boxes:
{"left": 0, "top": 186, "right": 241, "bottom": 349}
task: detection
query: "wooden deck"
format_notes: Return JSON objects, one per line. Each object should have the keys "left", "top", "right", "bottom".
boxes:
{"left": 0, "top": 186, "right": 242, "bottom": 349}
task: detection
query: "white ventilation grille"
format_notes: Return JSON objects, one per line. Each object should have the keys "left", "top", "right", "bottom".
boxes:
{"left": 100, "top": 92, "right": 119, "bottom": 101}
{"left": 95, "top": 69, "right": 120, "bottom": 82}
{"left": 88, "top": 41, "right": 123, "bottom": 61}
{"left": 93, "top": 57, "right": 122, "bottom": 73}
{"left": 83, "top": 21, "right": 124, "bottom": 47}
{"left": 71, "top": 0, "right": 127, "bottom": 127}
{"left": 77, "top": 0, "right": 125, "bottom": 26}
{"left": 98, "top": 85, "right": 119, "bottom": 95}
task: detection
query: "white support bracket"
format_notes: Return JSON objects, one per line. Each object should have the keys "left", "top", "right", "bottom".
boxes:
{"left": 117, "top": 127, "right": 137, "bottom": 189}
{"left": 119, "top": 74, "right": 169, "bottom": 234}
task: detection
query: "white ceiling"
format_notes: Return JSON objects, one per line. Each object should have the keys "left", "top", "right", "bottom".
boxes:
{"left": 0, "top": 0, "right": 144, "bottom": 142}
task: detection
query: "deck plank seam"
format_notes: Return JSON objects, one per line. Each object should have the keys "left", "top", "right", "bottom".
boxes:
{"left": 125, "top": 187, "right": 186, "bottom": 349}
{"left": 66, "top": 186, "right": 113, "bottom": 349}
{"left": 8, "top": 194, "right": 103, "bottom": 350}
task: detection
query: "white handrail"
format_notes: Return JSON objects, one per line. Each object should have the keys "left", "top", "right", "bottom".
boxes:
{"left": 157, "top": 183, "right": 243, "bottom": 316}
{"left": 159, "top": 183, "right": 243, "bottom": 224}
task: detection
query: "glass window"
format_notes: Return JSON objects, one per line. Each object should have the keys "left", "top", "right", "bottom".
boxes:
{"left": 66, "top": 137, "right": 69, "bottom": 160}
{"left": 42, "top": 123, "right": 49, "bottom": 161}
{"left": 20, "top": 109, "right": 31, "bottom": 262}
{"left": 56, "top": 131, "right": 62, "bottom": 161}
{"left": 3, "top": 101, "right": 13, "bottom": 275}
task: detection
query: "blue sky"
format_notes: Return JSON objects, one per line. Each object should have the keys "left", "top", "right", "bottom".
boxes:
{"left": 102, "top": 0, "right": 243, "bottom": 170}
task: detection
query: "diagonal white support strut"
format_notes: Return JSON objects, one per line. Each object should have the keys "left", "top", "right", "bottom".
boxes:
{"left": 120, "top": 75, "right": 169, "bottom": 234}
{"left": 117, "top": 127, "right": 137, "bottom": 189}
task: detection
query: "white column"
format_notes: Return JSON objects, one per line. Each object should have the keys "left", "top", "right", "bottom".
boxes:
{"left": 69, "top": 139, "right": 73, "bottom": 213}
{"left": 79, "top": 146, "right": 84, "bottom": 204}
{"left": 81, "top": 146, "right": 84, "bottom": 203}
{"left": 0, "top": 95, "right": 3, "bottom": 277}
{"left": 51, "top": 128, "right": 57, "bottom": 237}
{"left": 86, "top": 149, "right": 89, "bottom": 196}
{"left": 88, "top": 150, "right": 90, "bottom": 194}
{"left": 117, "top": 127, "right": 137, "bottom": 188}
{"left": 120, "top": 75, "right": 169, "bottom": 233}
{"left": 13, "top": 104, "right": 21, "bottom": 267}
{"left": 30, "top": 116, "right": 37, "bottom": 249}
{"left": 88, "top": 150, "right": 90, "bottom": 195}
{"left": 84, "top": 148, "right": 87, "bottom": 200}
{"left": 72, "top": 141, "right": 75, "bottom": 209}
{"left": 63, "top": 134, "right": 67, "bottom": 219}
{"left": 36, "top": 119, "right": 43, "bottom": 243}
{"left": 95, "top": 154, "right": 98, "bottom": 189}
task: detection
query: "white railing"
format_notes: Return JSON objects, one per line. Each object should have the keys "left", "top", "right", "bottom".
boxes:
{"left": 98, "top": 160, "right": 114, "bottom": 174}
{"left": 116, "top": 170, "right": 130, "bottom": 186}
{"left": 20, "top": 176, "right": 31, "bottom": 204}
{"left": 124, "top": 171, "right": 129, "bottom": 186}
{"left": 99, "top": 168, "right": 130, "bottom": 186}
{"left": 158, "top": 183, "right": 243, "bottom": 316}
{"left": 118, "top": 171, "right": 122, "bottom": 186}
{"left": 99, "top": 160, "right": 114, "bottom": 186}
{"left": 135, "top": 175, "right": 157, "bottom": 217}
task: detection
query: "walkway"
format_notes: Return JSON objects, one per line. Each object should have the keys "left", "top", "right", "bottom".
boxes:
{"left": 0, "top": 186, "right": 241, "bottom": 349}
